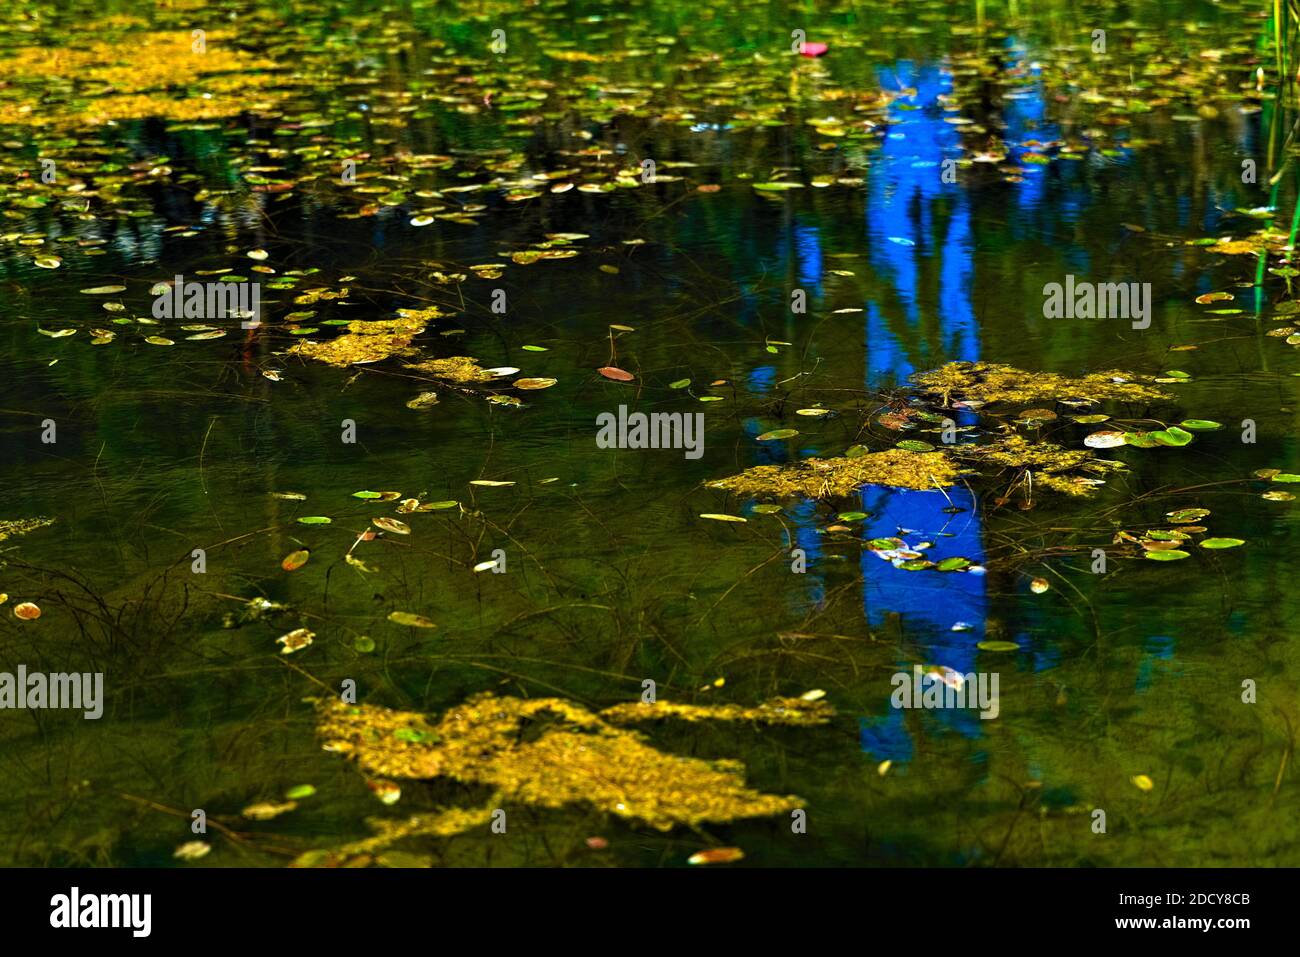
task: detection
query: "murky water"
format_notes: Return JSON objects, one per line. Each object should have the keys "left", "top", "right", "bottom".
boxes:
{"left": 1, "top": 0, "right": 1297, "bottom": 866}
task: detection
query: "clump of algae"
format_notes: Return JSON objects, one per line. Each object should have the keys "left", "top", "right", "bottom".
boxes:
{"left": 296, "top": 692, "right": 831, "bottom": 865}
{"left": 404, "top": 356, "right": 495, "bottom": 383}
{"left": 0, "top": 30, "right": 287, "bottom": 127}
{"left": 287, "top": 315, "right": 427, "bottom": 367}
{"left": 708, "top": 448, "right": 960, "bottom": 499}
{"left": 911, "top": 362, "right": 1167, "bottom": 407}
{"left": 953, "top": 433, "right": 1125, "bottom": 496}
{"left": 0, "top": 518, "right": 54, "bottom": 544}
{"left": 600, "top": 697, "right": 832, "bottom": 726}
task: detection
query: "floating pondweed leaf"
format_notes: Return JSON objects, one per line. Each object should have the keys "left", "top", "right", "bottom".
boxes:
{"left": 836, "top": 511, "right": 868, "bottom": 522}
{"left": 472, "top": 559, "right": 498, "bottom": 573}
{"left": 795, "top": 408, "right": 832, "bottom": 417}
{"left": 410, "top": 215, "right": 434, "bottom": 227}
{"left": 272, "top": 492, "right": 306, "bottom": 501}
{"left": 750, "top": 504, "right": 783, "bottom": 515}
{"left": 1132, "top": 775, "right": 1155, "bottom": 791}
{"left": 978, "top": 640, "right": 1020, "bottom": 652}
{"left": 173, "top": 841, "right": 210, "bottom": 861}
{"left": 1269, "top": 473, "right": 1300, "bottom": 483}
{"left": 185, "top": 330, "right": 226, "bottom": 340}
{"left": 1016, "top": 408, "right": 1057, "bottom": 424}
{"left": 296, "top": 516, "right": 332, "bottom": 525}
{"left": 80, "top": 285, "right": 126, "bottom": 294}
{"left": 352, "top": 491, "right": 383, "bottom": 499}
{"left": 469, "top": 480, "right": 514, "bottom": 487}
{"left": 1167, "top": 508, "right": 1210, "bottom": 523}
{"left": 1263, "top": 490, "right": 1295, "bottom": 501}
{"left": 757, "top": 429, "right": 799, "bottom": 441}
{"left": 1146, "top": 549, "right": 1190, "bottom": 561}
{"left": 1194, "top": 292, "right": 1233, "bottom": 304}
{"left": 1030, "top": 577, "right": 1050, "bottom": 594}
{"left": 1199, "top": 538, "right": 1245, "bottom": 549}
{"left": 37, "top": 328, "right": 76, "bottom": 338}
{"left": 700, "top": 513, "right": 747, "bottom": 523}
{"left": 422, "top": 501, "right": 459, "bottom": 510}
{"left": 13, "top": 602, "right": 40, "bottom": 620}
{"left": 896, "top": 559, "right": 934, "bottom": 571}
{"left": 354, "top": 636, "right": 376, "bottom": 654}
{"left": 486, "top": 367, "right": 520, "bottom": 377}
{"left": 1142, "top": 539, "right": 1184, "bottom": 552}
{"left": 687, "top": 847, "right": 745, "bottom": 865}
{"left": 144, "top": 336, "right": 174, "bottom": 346}
{"left": 522, "top": 345, "right": 548, "bottom": 352}
{"left": 242, "top": 801, "right": 297, "bottom": 821}
{"left": 514, "top": 377, "right": 557, "bottom": 390}
{"left": 895, "top": 439, "right": 934, "bottom": 452}
{"left": 1151, "top": 427, "right": 1193, "bottom": 447}
{"left": 1084, "top": 430, "right": 1127, "bottom": 449}
{"left": 668, "top": 378, "right": 691, "bottom": 389}
{"left": 1179, "top": 420, "right": 1222, "bottom": 430}
{"left": 281, "top": 549, "right": 310, "bottom": 572}
{"left": 388, "top": 612, "right": 436, "bottom": 629}
{"left": 598, "top": 366, "right": 635, "bottom": 381}
{"left": 372, "top": 517, "right": 410, "bottom": 535}
{"left": 937, "top": 557, "right": 973, "bottom": 571}
{"left": 277, "top": 628, "right": 315, "bottom": 654}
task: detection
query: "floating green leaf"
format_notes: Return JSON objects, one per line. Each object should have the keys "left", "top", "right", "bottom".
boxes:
{"left": 1145, "top": 549, "right": 1190, "bottom": 561}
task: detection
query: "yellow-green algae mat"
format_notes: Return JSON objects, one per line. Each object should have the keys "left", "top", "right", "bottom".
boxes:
{"left": 293, "top": 693, "right": 832, "bottom": 866}
{"left": 708, "top": 362, "right": 1164, "bottom": 500}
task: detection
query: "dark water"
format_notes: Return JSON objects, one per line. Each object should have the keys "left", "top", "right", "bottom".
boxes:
{"left": 1, "top": 0, "right": 1298, "bottom": 866}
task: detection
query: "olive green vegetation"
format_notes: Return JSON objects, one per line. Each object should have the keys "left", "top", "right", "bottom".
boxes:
{"left": 0, "top": 0, "right": 1298, "bottom": 868}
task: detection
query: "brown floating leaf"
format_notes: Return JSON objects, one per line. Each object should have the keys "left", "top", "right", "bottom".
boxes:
{"left": 13, "top": 602, "right": 41, "bottom": 620}
{"left": 388, "top": 611, "right": 436, "bottom": 628}
{"left": 598, "top": 366, "right": 635, "bottom": 381}
{"left": 372, "top": 517, "right": 411, "bottom": 535}
{"left": 277, "top": 628, "right": 315, "bottom": 654}
{"left": 687, "top": 847, "right": 745, "bottom": 865}
{"left": 281, "top": 549, "right": 310, "bottom": 572}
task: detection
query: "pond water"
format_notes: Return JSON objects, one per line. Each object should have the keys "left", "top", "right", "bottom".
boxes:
{"left": 1, "top": 0, "right": 1297, "bottom": 866}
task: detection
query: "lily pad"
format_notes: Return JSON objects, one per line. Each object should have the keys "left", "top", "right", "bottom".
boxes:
{"left": 1199, "top": 538, "right": 1245, "bottom": 549}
